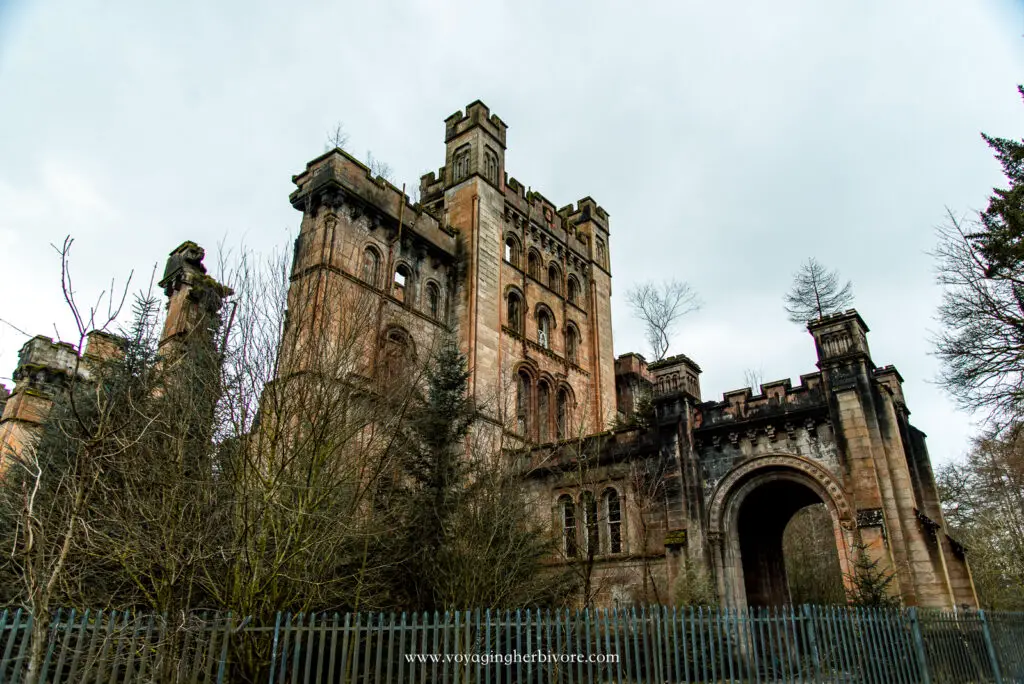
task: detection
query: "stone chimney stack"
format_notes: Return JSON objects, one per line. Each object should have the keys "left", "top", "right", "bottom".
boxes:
{"left": 157, "top": 241, "right": 232, "bottom": 354}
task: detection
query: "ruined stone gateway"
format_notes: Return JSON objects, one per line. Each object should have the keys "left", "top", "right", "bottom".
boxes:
{"left": 0, "top": 100, "right": 976, "bottom": 610}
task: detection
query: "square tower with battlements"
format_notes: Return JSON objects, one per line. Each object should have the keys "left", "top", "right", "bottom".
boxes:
{"left": 288, "top": 100, "right": 618, "bottom": 440}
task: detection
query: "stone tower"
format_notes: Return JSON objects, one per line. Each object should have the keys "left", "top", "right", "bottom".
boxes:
{"left": 288, "top": 101, "right": 619, "bottom": 439}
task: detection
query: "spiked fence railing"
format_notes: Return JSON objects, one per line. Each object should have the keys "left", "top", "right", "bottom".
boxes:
{"left": 2, "top": 605, "right": 1023, "bottom": 683}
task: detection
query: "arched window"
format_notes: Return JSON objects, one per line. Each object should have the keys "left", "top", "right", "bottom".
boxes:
{"left": 595, "top": 238, "right": 606, "bottom": 268}
{"left": 565, "top": 325, "right": 579, "bottom": 364}
{"left": 393, "top": 264, "right": 412, "bottom": 303}
{"left": 453, "top": 146, "right": 471, "bottom": 183}
{"left": 537, "top": 310, "right": 551, "bottom": 349}
{"left": 567, "top": 276, "right": 581, "bottom": 305}
{"left": 560, "top": 495, "right": 577, "bottom": 558}
{"left": 504, "top": 235, "right": 521, "bottom": 267}
{"left": 381, "top": 327, "right": 413, "bottom": 383}
{"left": 527, "top": 250, "right": 542, "bottom": 279}
{"left": 516, "top": 370, "right": 532, "bottom": 436}
{"left": 426, "top": 282, "right": 441, "bottom": 320}
{"left": 548, "top": 263, "right": 562, "bottom": 294}
{"left": 604, "top": 488, "right": 622, "bottom": 554}
{"left": 537, "top": 381, "right": 551, "bottom": 442}
{"left": 483, "top": 149, "right": 498, "bottom": 184}
{"left": 507, "top": 291, "right": 523, "bottom": 334}
{"left": 556, "top": 388, "right": 570, "bottom": 439}
{"left": 361, "top": 246, "right": 381, "bottom": 287}
{"left": 581, "top": 491, "right": 599, "bottom": 556}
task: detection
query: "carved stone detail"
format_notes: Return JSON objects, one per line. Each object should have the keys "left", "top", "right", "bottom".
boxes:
{"left": 708, "top": 453, "right": 853, "bottom": 533}
{"left": 856, "top": 508, "right": 884, "bottom": 528}
{"left": 821, "top": 331, "right": 852, "bottom": 357}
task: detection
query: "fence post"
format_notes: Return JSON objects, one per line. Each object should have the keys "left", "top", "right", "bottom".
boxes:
{"left": 908, "top": 608, "right": 932, "bottom": 684}
{"left": 802, "top": 605, "right": 821, "bottom": 680}
{"left": 978, "top": 610, "right": 1004, "bottom": 684}
{"left": 268, "top": 612, "right": 281, "bottom": 684}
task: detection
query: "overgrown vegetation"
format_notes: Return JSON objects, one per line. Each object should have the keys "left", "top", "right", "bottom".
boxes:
{"left": 0, "top": 240, "right": 570, "bottom": 683}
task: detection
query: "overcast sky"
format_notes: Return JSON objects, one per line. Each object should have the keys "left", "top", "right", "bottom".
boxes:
{"left": 1, "top": 0, "right": 1021, "bottom": 466}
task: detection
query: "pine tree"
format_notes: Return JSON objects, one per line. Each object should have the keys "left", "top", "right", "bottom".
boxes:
{"left": 969, "top": 85, "right": 1024, "bottom": 278}
{"left": 845, "top": 542, "right": 901, "bottom": 608}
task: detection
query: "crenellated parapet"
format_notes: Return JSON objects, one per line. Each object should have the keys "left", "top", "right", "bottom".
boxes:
{"left": 559, "top": 197, "right": 610, "bottom": 232}
{"left": 291, "top": 150, "right": 457, "bottom": 258}
{"left": 444, "top": 100, "right": 508, "bottom": 149}
{"left": 696, "top": 372, "right": 827, "bottom": 430}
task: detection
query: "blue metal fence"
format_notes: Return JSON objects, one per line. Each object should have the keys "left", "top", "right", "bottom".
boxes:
{"left": 2, "top": 605, "right": 1023, "bottom": 683}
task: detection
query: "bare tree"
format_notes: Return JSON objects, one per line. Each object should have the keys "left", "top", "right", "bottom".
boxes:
{"left": 0, "top": 237, "right": 133, "bottom": 684}
{"left": 324, "top": 121, "right": 350, "bottom": 151}
{"left": 783, "top": 257, "right": 854, "bottom": 324}
{"left": 938, "top": 428, "right": 1024, "bottom": 610}
{"left": 366, "top": 150, "right": 394, "bottom": 183}
{"left": 782, "top": 504, "right": 846, "bottom": 604}
{"left": 626, "top": 280, "right": 701, "bottom": 362}
{"left": 934, "top": 212, "right": 1024, "bottom": 431}
{"left": 743, "top": 367, "right": 764, "bottom": 393}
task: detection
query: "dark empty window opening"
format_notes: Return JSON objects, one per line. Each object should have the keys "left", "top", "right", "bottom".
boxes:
{"left": 582, "top": 491, "right": 599, "bottom": 556}
{"left": 516, "top": 370, "right": 531, "bottom": 436}
{"left": 538, "top": 381, "right": 551, "bottom": 442}
{"left": 548, "top": 263, "right": 561, "bottom": 294}
{"left": 556, "top": 389, "right": 570, "bottom": 439}
{"left": 567, "top": 276, "right": 580, "bottom": 305}
{"left": 528, "top": 250, "right": 542, "bottom": 279}
{"left": 362, "top": 247, "right": 381, "bottom": 287}
{"left": 427, "top": 283, "right": 440, "bottom": 319}
{"left": 507, "top": 292, "right": 523, "bottom": 334}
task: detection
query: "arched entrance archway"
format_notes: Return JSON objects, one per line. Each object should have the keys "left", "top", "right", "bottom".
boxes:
{"left": 708, "top": 454, "right": 856, "bottom": 608}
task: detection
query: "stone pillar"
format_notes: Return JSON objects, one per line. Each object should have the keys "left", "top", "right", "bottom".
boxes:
{"left": 0, "top": 337, "right": 83, "bottom": 474}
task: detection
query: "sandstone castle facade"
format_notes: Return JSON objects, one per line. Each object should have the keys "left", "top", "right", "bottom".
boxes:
{"left": 0, "top": 100, "right": 977, "bottom": 610}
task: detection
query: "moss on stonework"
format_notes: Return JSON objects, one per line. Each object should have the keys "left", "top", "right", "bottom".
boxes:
{"left": 664, "top": 529, "right": 688, "bottom": 547}
{"left": 192, "top": 273, "right": 234, "bottom": 298}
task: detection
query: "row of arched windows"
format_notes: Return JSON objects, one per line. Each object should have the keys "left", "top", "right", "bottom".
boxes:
{"left": 504, "top": 235, "right": 583, "bottom": 306}
{"left": 506, "top": 290, "right": 580, "bottom": 362}
{"left": 516, "top": 369, "right": 573, "bottom": 442}
{"left": 361, "top": 246, "right": 444, "bottom": 320}
{"left": 558, "top": 489, "right": 622, "bottom": 558}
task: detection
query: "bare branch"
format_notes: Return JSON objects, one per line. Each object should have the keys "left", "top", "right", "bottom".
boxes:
{"left": 626, "top": 279, "right": 701, "bottom": 362}
{"left": 324, "top": 121, "right": 350, "bottom": 151}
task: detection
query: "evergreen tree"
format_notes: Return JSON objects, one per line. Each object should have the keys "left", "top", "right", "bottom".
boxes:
{"left": 844, "top": 542, "right": 901, "bottom": 608}
{"left": 397, "top": 339, "right": 476, "bottom": 610}
{"left": 934, "top": 85, "right": 1024, "bottom": 428}
{"left": 383, "top": 340, "right": 573, "bottom": 611}
{"left": 969, "top": 85, "right": 1024, "bottom": 278}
